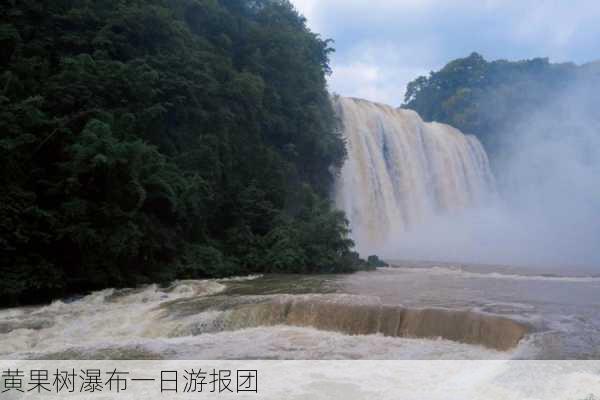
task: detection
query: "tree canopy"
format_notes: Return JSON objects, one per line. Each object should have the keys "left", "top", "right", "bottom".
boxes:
{"left": 0, "top": 0, "right": 365, "bottom": 305}
{"left": 403, "top": 52, "right": 600, "bottom": 156}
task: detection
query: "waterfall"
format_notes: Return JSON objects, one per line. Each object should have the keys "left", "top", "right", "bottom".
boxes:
{"left": 333, "top": 96, "right": 495, "bottom": 255}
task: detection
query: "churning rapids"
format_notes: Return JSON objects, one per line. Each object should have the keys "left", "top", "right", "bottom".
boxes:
{"left": 1, "top": 268, "right": 599, "bottom": 360}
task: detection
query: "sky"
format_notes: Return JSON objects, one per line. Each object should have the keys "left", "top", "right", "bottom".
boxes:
{"left": 290, "top": 0, "right": 600, "bottom": 106}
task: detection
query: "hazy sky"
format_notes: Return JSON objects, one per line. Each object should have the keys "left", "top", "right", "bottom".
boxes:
{"left": 290, "top": 0, "right": 600, "bottom": 106}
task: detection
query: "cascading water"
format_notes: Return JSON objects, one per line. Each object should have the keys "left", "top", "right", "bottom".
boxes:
{"left": 333, "top": 97, "right": 496, "bottom": 254}
{"left": 0, "top": 276, "right": 527, "bottom": 360}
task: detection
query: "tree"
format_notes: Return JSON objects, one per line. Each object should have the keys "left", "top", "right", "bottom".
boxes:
{"left": 0, "top": 0, "right": 362, "bottom": 306}
{"left": 402, "top": 52, "right": 596, "bottom": 157}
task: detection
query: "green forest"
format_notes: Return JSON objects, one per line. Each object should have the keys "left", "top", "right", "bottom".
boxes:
{"left": 0, "top": 0, "right": 374, "bottom": 306}
{"left": 403, "top": 52, "right": 600, "bottom": 157}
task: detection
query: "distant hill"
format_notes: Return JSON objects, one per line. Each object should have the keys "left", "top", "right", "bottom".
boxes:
{"left": 403, "top": 53, "right": 600, "bottom": 158}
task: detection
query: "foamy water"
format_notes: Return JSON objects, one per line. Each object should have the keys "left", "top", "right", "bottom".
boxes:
{"left": 0, "top": 274, "right": 513, "bottom": 360}
{"left": 333, "top": 97, "right": 495, "bottom": 255}
{"left": 0, "top": 280, "right": 227, "bottom": 358}
{"left": 382, "top": 265, "right": 600, "bottom": 283}
{"left": 1, "top": 266, "right": 598, "bottom": 360}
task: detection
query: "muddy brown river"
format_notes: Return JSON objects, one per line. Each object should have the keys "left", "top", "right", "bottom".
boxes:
{"left": 1, "top": 262, "right": 599, "bottom": 360}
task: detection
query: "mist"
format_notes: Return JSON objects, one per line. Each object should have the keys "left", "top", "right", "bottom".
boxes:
{"left": 380, "top": 81, "right": 600, "bottom": 273}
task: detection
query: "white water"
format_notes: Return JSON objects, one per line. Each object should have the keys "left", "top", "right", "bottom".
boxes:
{"left": 3, "top": 269, "right": 597, "bottom": 360}
{"left": 0, "top": 278, "right": 507, "bottom": 360}
{"left": 333, "top": 97, "right": 495, "bottom": 255}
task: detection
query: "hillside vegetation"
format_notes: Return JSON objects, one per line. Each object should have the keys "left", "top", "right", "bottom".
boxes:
{"left": 0, "top": 0, "right": 368, "bottom": 305}
{"left": 403, "top": 52, "right": 600, "bottom": 155}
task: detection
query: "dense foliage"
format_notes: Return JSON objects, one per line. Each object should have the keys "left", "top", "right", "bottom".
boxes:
{"left": 0, "top": 0, "right": 365, "bottom": 305}
{"left": 403, "top": 52, "right": 600, "bottom": 155}
{"left": 366, "top": 255, "right": 387, "bottom": 269}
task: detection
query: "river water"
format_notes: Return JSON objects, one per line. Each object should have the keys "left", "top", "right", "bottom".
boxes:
{"left": 0, "top": 263, "right": 599, "bottom": 360}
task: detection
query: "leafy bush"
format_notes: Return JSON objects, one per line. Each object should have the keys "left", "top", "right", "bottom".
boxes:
{"left": 367, "top": 255, "right": 387, "bottom": 269}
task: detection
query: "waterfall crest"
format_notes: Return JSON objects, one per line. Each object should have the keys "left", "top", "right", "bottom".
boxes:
{"left": 333, "top": 97, "right": 495, "bottom": 254}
